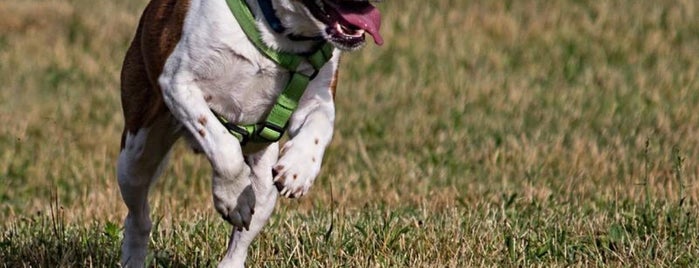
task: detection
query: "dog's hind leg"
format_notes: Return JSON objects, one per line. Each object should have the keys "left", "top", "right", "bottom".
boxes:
{"left": 117, "top": 114, "right": 180, "bottom": 267}
{"left": 219, "top": 143, "right": 280, "bottom": 268}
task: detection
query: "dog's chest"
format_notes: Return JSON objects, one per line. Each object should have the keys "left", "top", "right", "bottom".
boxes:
{"left": 173, "top": 0, "right": 323, "bottom": 125}
{"left": 193, "top": 51, "right": 290, "bottom": 124}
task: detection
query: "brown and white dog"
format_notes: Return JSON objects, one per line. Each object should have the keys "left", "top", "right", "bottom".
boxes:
{"left": 117, "top": 0, "right": 382, "bottom": 266}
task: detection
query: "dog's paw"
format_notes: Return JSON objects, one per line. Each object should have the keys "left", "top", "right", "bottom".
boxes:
{"left": 272, "top": 141, "right": 321, "bottom": 198}
{"left": 213, "top": 178, "right": 256, "bottom": 230}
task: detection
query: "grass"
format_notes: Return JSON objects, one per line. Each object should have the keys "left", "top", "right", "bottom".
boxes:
{"left": 1, "top": 0, "right": 699, "bottom": 266}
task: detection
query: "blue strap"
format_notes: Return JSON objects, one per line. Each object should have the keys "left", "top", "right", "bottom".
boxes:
{"left": 258, "top": 0, "right": 286, "bottom": 33}
{"left": 257, "top": 0, "right": 325, "bottom": 41}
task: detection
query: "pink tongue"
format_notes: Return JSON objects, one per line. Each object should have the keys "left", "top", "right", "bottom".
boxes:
{"left": 328, "top": 2, "right": 384, "bottom": 45}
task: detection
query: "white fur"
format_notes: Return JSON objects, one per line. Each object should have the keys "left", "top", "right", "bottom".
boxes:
{"left": 119, "top": 0, "right": 343, "bottom": 267}
{"left": 117, "top": 115, "right": 180, "bottom": 266}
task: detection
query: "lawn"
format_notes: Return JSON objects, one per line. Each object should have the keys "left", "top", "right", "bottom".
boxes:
{"left": 1, "top": 0, "right": 698, "bottom": 266}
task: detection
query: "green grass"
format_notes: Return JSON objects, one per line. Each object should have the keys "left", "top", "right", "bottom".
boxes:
{"left": 2, "top": 0, "right": 699, "bottom": 266}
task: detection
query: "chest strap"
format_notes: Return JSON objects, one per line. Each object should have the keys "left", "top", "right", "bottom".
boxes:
{"left": 222, "top": 0, "right": 335, "bottom": 145}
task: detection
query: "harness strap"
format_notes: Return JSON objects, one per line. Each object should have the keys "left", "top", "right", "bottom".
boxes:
{"left": 223, "top": 0, "right": 335, "bottom": 145}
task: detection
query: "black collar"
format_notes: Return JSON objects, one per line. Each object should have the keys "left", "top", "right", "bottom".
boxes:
{"left": 257, "top": 0, "right": 324, "bottom": 41}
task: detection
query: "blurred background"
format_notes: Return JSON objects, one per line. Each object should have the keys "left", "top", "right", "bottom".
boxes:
{"left": 1, "top": 0, "right": 698, "bottom": 266}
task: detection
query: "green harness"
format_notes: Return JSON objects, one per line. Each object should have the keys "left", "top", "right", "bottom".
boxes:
{"left": 219, "top": 0, "right": 335, "bottom": 145}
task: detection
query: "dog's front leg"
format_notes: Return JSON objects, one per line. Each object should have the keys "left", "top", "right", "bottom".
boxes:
{"left": 159, "top": 70, "right": 255, "bottom": 230}
{"left": 273, "top": 69, "right": 338, "bottom": 198}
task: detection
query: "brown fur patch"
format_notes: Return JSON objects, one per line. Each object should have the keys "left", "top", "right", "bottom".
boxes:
{"left": 198, "top": 116, "right": 207, "bottom": 126}
{"left": 329, "top": 68, "right": 340, "bottom": 99}
{"left": 121, "top": 0, "right": 191, "bottom": 133}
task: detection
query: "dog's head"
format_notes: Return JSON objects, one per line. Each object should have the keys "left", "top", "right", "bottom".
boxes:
{"left": 271, "top": 0, "right": 383, "bottom": 51}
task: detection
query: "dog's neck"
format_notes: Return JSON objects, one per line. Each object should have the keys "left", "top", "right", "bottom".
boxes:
{"left": 244, "top": 0, "right": 325, "bottom": 54}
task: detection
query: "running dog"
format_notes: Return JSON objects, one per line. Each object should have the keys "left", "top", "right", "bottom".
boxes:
{"left": 117, "top": 0, "right": 382, "bottom": 266}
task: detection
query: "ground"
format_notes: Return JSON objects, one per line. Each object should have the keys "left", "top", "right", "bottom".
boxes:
{"left": 1, "top": 0, "right": 698, "bottom": 266}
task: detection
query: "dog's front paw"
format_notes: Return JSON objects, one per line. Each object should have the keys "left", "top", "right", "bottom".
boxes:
{"left": 213, "top": 176, "right": 256, "bottom": 230}
{"left": 273, "top": 141, "right": 322, "bottom": 198}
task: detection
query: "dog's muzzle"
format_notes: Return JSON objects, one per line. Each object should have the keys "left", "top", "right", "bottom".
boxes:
{"left": 302, "top": 0, "right": 384, "bottom": 50}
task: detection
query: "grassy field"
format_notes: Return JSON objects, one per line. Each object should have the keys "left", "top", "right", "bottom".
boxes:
{"left": 1, "top": 0, "right": 699, "bottom": 266}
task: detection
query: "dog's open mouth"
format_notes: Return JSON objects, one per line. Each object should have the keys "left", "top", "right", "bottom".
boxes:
{"left": 302, "top": 0, "right": 383, "bottom": 50}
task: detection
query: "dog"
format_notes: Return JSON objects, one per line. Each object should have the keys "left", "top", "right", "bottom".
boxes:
{"left": 116, "top": 0, "right": 382, "bottom": 266}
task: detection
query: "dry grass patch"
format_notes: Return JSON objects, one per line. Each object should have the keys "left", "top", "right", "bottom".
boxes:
{"left": 1, "top": 0, "right": 699, "bottom": 266}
